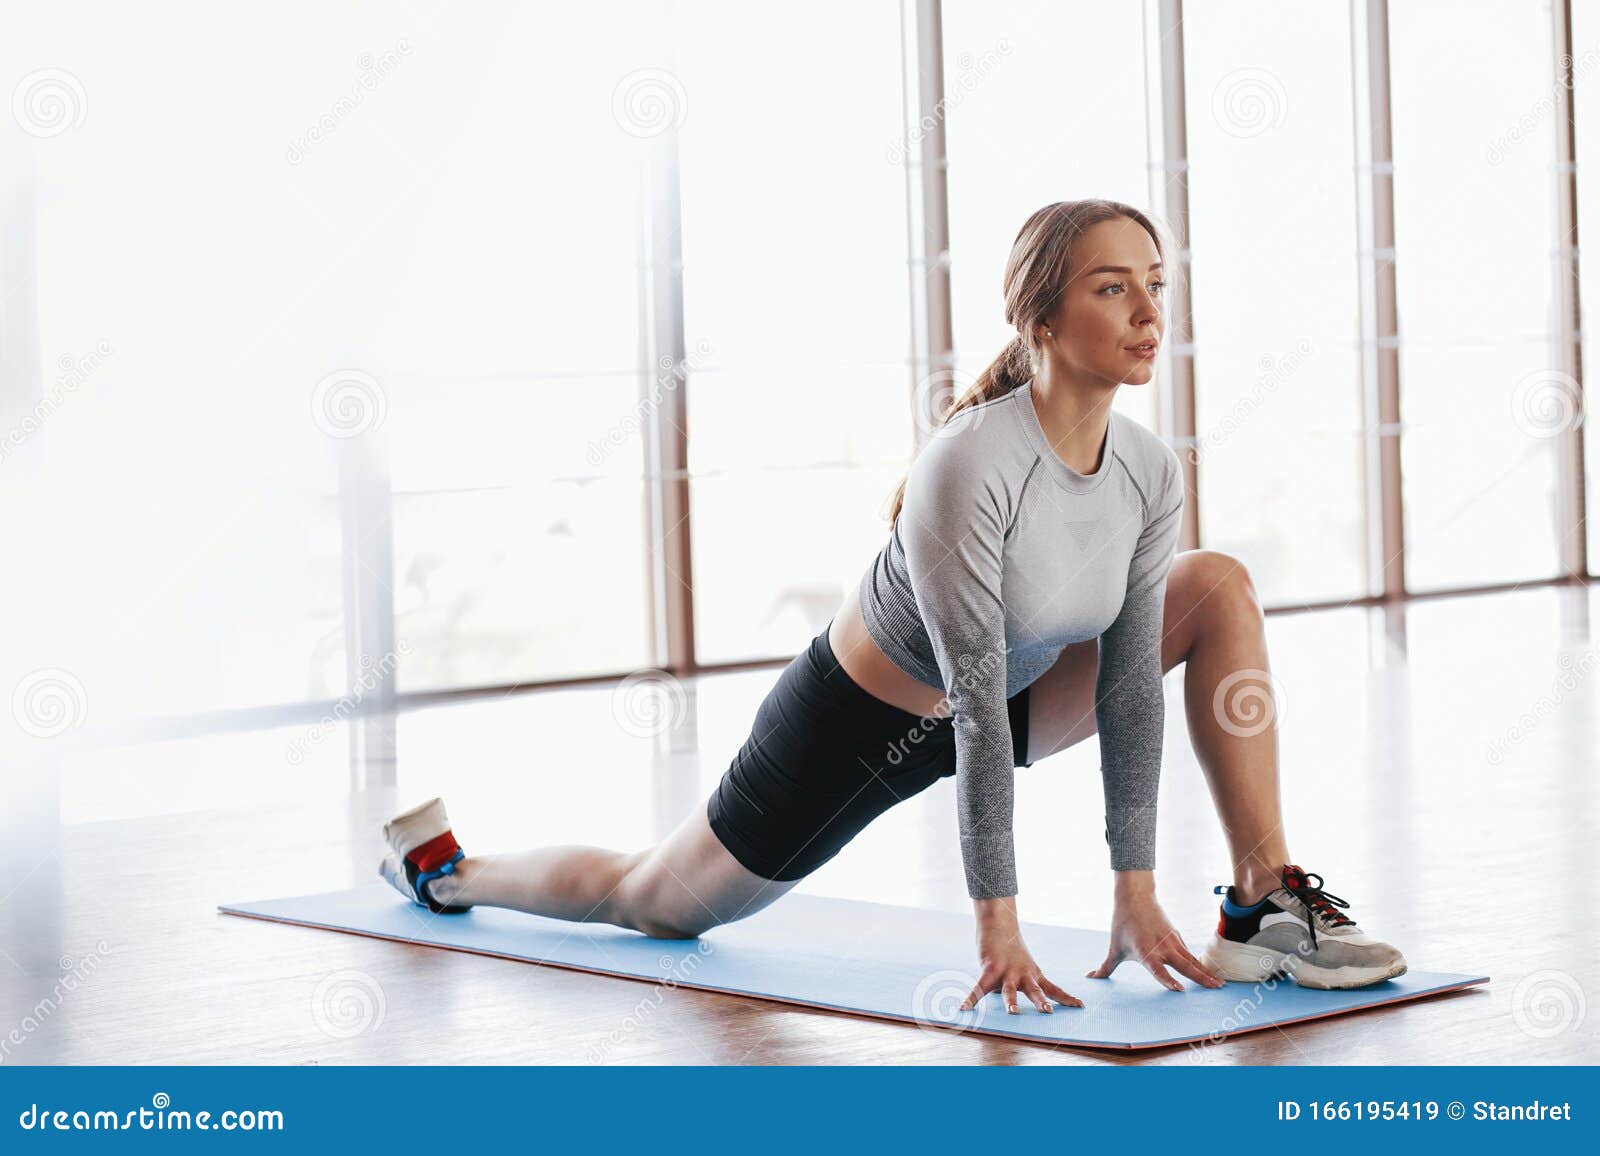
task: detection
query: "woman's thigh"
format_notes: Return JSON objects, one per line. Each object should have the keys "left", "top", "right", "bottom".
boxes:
{"left": 686, "top": 631, "right": 966, "bottom": 922}
{"left": 1024, "top": 556, "right": 1203, "bottom": 765}
{"left": 624, "top": 627, "right": 953, "bottom": 936}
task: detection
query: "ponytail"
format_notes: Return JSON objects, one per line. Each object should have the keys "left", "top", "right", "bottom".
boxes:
{"left": 885, "top": 337, "right": 1034, "bottom": 523}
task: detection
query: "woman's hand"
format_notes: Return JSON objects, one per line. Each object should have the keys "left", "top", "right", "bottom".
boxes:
{"left": 1086, "top": 871, "right": 1224, "bottom": 991}
{"left": 961, "top": 897, "right": 1084, "bottom": 1014}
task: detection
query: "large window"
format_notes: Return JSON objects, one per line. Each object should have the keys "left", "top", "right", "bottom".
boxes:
{"left": 1389, "top": 0, "right": 1563, "bottom": 591}
{"left": 371, "top": 7, "right": 657, "bottom": 691}
{"left": 2, "top": 2, "right": 661, "bottom": 717}
{"left": 677, "top": 1, "right": 911, "bottom": 665}
{"left": 6, "top": 0, "right": 1597, "bottom": 730}
{"left": 1575, "top": 0, "right": 1600, "bottom": 572}
{"left": 1184, "top": 1, "right": 1367, "bottom": 605}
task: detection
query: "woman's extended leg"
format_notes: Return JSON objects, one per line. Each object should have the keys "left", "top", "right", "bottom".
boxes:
{"left": 1025, "top": 548, "right": 1290, "bottom": 904}
{"left": 423, "top": 802, "right": 800, "bottom": 939}
{"left": 403, "top": 617, "right": 949, "bottom": 940}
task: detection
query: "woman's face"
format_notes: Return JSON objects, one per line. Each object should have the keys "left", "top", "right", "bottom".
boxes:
{"left": 1036, "top": 216, "right": 1164, "bottom": 389}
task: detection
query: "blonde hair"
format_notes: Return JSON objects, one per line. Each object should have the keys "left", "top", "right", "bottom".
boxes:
{"left": 887, "top": 199, "right": 1165, "bottom": 523}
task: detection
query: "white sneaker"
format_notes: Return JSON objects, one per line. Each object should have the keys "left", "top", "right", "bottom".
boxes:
{"left": 1200, "top": 864, "right": 1406, "bottom": 990}
{"left": 378, "top": 796, "right": 472, "bottom": 914}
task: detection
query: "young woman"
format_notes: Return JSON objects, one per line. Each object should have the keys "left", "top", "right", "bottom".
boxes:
{"left": 380, "top": 199, "right": 1408, "bottom": 1013}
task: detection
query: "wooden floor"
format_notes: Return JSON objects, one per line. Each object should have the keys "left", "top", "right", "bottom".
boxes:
{"left": 2, "top": 584, "right": 1596, "bottom": 1065}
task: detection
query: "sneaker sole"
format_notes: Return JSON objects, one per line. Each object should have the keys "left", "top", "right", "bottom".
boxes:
{"left": 377, "top": 852, "right": 422, "bottom": 907}
{"left": 1201, "top": 934, "right": 1407, "bottom": 990}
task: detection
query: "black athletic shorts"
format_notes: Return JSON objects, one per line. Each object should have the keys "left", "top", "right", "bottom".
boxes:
{"left": 706, "top": 620, "right": 1033, "bottom": 883}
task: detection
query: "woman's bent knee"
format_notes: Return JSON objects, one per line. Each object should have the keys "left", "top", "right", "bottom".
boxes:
{"left": 611, "top": 858, "right": 719, "bottom": 940}
{"left": 609, "top": 800, "right": 801, "bottom": 938}
{"left": 630, "top": 915, "right": 708, "bottom": 940}
{"left": 622, "top": 895, "right": 716, "bottom": 939}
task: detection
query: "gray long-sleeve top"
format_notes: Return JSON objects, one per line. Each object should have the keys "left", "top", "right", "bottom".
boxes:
{"left": 858, "top": 380, "right": 1183, "bottom": 899}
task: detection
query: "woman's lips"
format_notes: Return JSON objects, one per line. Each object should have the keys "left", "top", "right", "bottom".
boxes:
{"left": 1126, "top": 343, "right": 1157, "bottom": 360}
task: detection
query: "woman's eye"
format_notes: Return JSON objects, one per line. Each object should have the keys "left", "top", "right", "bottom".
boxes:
{"left": 1099, "top": 281, "right": 1165, "bottom": 295}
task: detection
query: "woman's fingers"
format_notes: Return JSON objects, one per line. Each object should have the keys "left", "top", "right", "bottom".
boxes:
{"left": 958, "top": 966, "right": 1088, "bottom": 1014}
{"left": 959, "top": 978, "right": 987, "bottom": 1012}
{"left": 1022, "top": 979, "right": 1053, "bottom": 1014}
{"left": 1085, "top": 949, "right": 1122, "bottom": 979}
{"left": 1142, "top": 957, "right": 1183, "bottom": 992}
{"left": 1169, "top": 946, "right": 1225, "bottom": 988}
{"left": 1090, "top": 942, "right": 1225, "bottom": 992}
{"left": 1040, "top": 977, "right": 1084, "bottom": 1009}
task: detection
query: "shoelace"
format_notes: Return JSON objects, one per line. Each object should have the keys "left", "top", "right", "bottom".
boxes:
{"left": 1282, "top": 868, "right": 1355, "bottom": 948}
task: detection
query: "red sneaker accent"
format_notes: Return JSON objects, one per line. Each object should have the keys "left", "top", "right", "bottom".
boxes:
{"left": 410, "top": 830, "right": 463, "bottom": 874}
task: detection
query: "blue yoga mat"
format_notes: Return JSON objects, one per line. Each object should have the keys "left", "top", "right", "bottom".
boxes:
{"left": 219, "top": 883, "right": 1488, "bottom": 1050}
